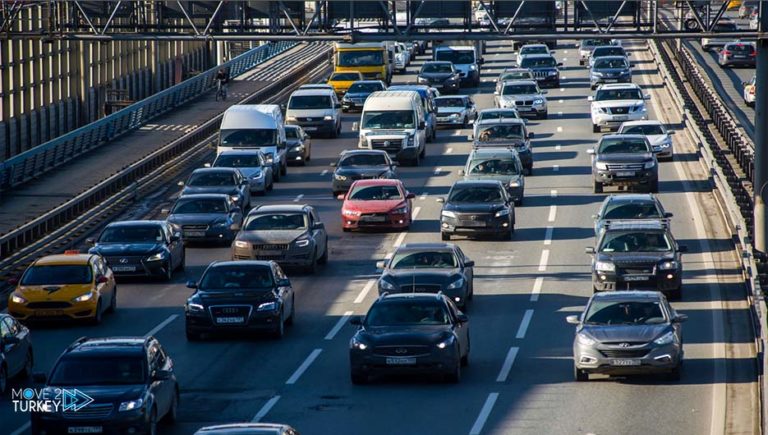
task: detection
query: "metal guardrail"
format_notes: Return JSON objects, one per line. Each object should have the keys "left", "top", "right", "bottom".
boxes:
{"left": 0, "top": 40, "right": 298, "bottom": 192}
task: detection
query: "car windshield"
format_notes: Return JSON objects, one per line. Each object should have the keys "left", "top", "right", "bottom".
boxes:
{"left": 391, "top": 251, "right": 457, "bottom": 269}
{"left": 214, "top": 154, "right": 263, "bottom": 168}
{"left": 582, "top": 39, "right": 613, "bottom": 49}
{"left": 584, "top": 300, "right": 666, "bottom": 325}
{"left": 478, "top": 111, "right": 519, "bottom": 122}
{"left": 339, "top": 154, "right": 388, "bottom": 166}
{"left": 595, "top": 88, "right": 643, "bottom": 101}
{"left": 469, "top": 158, "right": 520, "bottom": 176}
{"left": 621, "top": 124, "right": 665, "bottom": 135}
{"left": 289, "top": 95, "right": 331, "bottom": 110}
{"left": 187, "top": 172, "right": 236, "bottom": 187}
{"left": 502, "top": 84, "right": 539, "bottom": 95}
{"left": 727, "top": 43, "right": 755, "bottom": 53}
{"left": 220, "top": 129, "right": 277, "bottom": 148}
{"left": 199, "top": 265, "right": 274, "bottom": 290}
{"left": 49, "top": 357, "right": 146, "bottom": 386}
{"left": 603, "top": 202, "right": 662, "bottom": 220}
{"left": 598, "top": 138, "right": 649, "bottom": 154}
{"left": 366, "top": 301, "right": 451, "bottom": 326}
{"left": 599, "top": 231, "right": 672, "bottom": 252}
{"left": 422, "top": 63, "right": 453, "bottom": 74}
{"left": 285, "top": 128, "right": 300, "bottom": 139}
{"left": 477, "top": 125, "right": 524, "bottom": 141}
{"left": 449, "top": 186, "right": 503, "bottom": 203}
{"left": 500, "top": 71, "right": 533, "bottom": 81}
{"left": 435, "top": 98, "right": 466, "bottom": 107}
{"left": 244, "top": 213, "right": 307, "bottom": 231}
{"left": 172, "top": 198, "right": 228, "bottom": 214}
{"left": 521, "top": 46, "right": 548, "bottom": 55}
{"left": 21, "top": 265, "right": 93, "bottom": 285}
{"left": 435, "top": 50, "right": 475, "bottom": 64}
{"left": 520, "top": 57, "right": 557, "bottom": 68}
{"left": 594, "top": 58, "right": 629, "bottom": 69}
{"left": 593, "top": 47, "right": 625, "bottom": 57}
{"left": 361, "top": 111, "right": 415, "bottom": 129}
{"left": 348, "top": 82, "right": 383, "bottom": 93}
{"left": 337, "top": 51, "right": 383, "bottom": 67}
{"left": 99, "top": 226, "right": 163, "bottom": 243}
{"left": 348, "top": 185, "right": 403, "bottom": 200}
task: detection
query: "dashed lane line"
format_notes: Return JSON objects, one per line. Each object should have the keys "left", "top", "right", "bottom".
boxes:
{"left": 293, "top": 194, "right": 304, "bottom": 202}
{"left": 320, "top": 169, "right": 328, "bottom": 176}
{"left": 354, "top": 279, "right": 376, "bottom": 304}
{"left": 553, "top": 164, "right": 560, "bottom": 172}
{"left": 469, "top": 393, "right": 500, "bottom": 435}
{"left": 434, "top": 167, "right": 443, "bottom": 175}
{"left": 9, "top": 423, "right": 30, "bottom": 435}
{"left": 286, "top": 349, "right": 322, "bottom": 385}
{"left": 538, "top": 250, "right": 549, "bottom": 272}
{"left": 325, "top": 311, "right": 354, "bottom": 340}
{"left": 419, "top": 192, "right": 428, "bottom": 200}
{"left": 531, "top": 277, "right": 543, "bottom": 302}
{"left": 556, "top": 127, "right": 563, "bottom": 133}
{"left": 555, "top": 145, "right": 562, "bottom": 151}
{"left": 145, "top": 314, "right": 178, "bottom": 338}
{"left": 516, "top": 309, "right": 534, "bottom": 339}
{"left": 252, "top": 396, "right": 281, "bottom": 422}
{"left": 544, "top": 226, "right": 554, "bottom": 245}
{"left": 495, "top": 347, "right": 520, "bottom": 382}
{"left": 551, "top": 190, "right": 558, "bottom": 198}
{"left": 393, "top": 231, "right": 408, "bottom": 248}
{"left": 446, "top": 147, "right": 453, "bottom": 154}
{"left": 412, "top": 206, "right": 421, "bottom": 220}
{"left": 548, "top": 205, "right": 557, "bottom": 222}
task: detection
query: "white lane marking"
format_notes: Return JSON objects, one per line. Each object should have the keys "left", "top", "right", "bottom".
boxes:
{"left": 555, "top": 144, "right": 562, "bottom": 150}
{"left": 145, "top": 314, "right": 178, "bottom": 338}
{"left": 286, "top": 348, "right": 323, "bottom": 385}
{"left": 516, "top": 309, "right": 534, "bottom": 339}
{"left": 419, "top": 192, "right": 427, "bottom": 200}
{"left": 550, "top": 190, "right": 558, "bottom": 198}
{"left": 553, "top": 164, "right": 560, "bottom": 172}
{"left": 293, "top": 194, "right": 304, "bottom": 203}
{"left": 251, "top": 396, "right": 281, "bottom": 422}
{"left": 560, "top": 88, "right": 565, "bottom": 92}
{"left": 325, "top": 311, "right": 354, "bottom": 340}
{"left": 531, "top": 277, "right": 543, "bottom": 302}
{"left": 544, "top": 226, "right": 554, "bottom": 245}
{"left": 434, "top": 167, "right": 443, "bottom": 175}
{"left": 393, "top": 231, "right": 408, "bottom": 248}
{"left": 557, "top": 111, "right": 563, "bottom": 117}
{"left": 558, "top": 99, "right": 564, "bottom": 104}
{"left": 446, "top": 147, "right": 453, "bottom": 154}
{"left": 385, "top": 252, "right": 393, "bottom": 260}
{"left": 9, "top": 423, "right": 30, "bottom": 435}
{"left": 469, "top": 393, "right": 500, "bottom": 435}
{"left": 564, "top": 50, "right": 569, "bottom": 54}
{"left": 354, "top": 279, "right": 376, "bottom": 304}
{"left": 548, "top": 205, "right": 557, "bottom": 222}
{"left": 320, "top": 169, "right": 328, "bottom": 176}
{"left": 562, "top": 76, "right": 567, "bottom": 80}
{"left": 556, "top": 126, "right": 563, "bottom": 133}
{"left": 412, "top": 206, "right": 421, "bottom": 220}
{"left": 563, "top": 57, "right": 568, "bottom": 62}
{"left": 496, "top": 347, "right": 519, "bottom": 382}
{"left": 538, "top": 249, "right": 549, "bottom": 272}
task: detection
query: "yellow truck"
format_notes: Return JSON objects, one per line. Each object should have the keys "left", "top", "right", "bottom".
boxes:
{"left": 334, "top": 42, "right": 391, "bottom": 85}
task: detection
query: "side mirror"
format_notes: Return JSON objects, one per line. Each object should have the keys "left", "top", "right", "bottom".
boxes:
{"left": 349, "top": 316, "right": 363, "bottom": 326}
{"left": 557, "top": 62, "right": 563, "bottom": 67}
{"left": 230, "top": 222, "right": 241, "bottom": 231}
{"left": 493, "top": 91, "right": 499, "bottom": 96}
{"left": 278, "top": 279, "right": 291, "bottom": 287}
{"left": 32, "top": 372, "right": 47, "bottom": 384}
{"left": 668, "top": 131, "right": 676, "bottom": 135}
{"left": 673, "top": 313, "right": 688, "bottom": 323}
{"left": 330, "top": 162, "right": 337, "bottom": 167}
{"left": 664, "top": 212, "right": 674, "bottom": 218}
{"left": 406, "top": 192, "right": 416, "bottom": 199}
{"left": 152, "top": 369, "right": 172, "bottom": 381}
{"left": 585, "top": 246, "right": 595, "bottom": 254}
{"left": 352, "top": 122, "right": 359, "bottom": 132}
{"left": 177, "top": 181, "right": 185, "bottom": 187}
{"left": 528, "top": 132, "right": 534, "bottom": 139}
{"left": 230, "top": 207, "right": 242, "bottom": 215}
{"left": 335, "top": 103, "right": 341, "bottom": 109}
{"left": 644, "top": 94, "right": 652, "bottom": 100}
{"left": 86, "top": 237, "right": 96, "bottom": 246}
{"left": 7, "top": 277, "right": 18, "bottom": 286}
{"left": 566, "top": 315, "right": 580, "bottom": 325}
{"left": 2, "top": 335, "right": 21, "bottom": 346}
{"left": 464, "top": 260, "right": 475, "bottom": 268}
{"left": 96, "top": 275, "right": 109, "bottom": 284}
{"left": 336, "top": 194, "right": 346, "bottom": 200}
{"left": 436, "top": 197, "right": 445, "bottom": 203}
{"left": 587, "top": 96, "right": 594, "bottom": 102}
{"left": 477, "top": 58, "right": 484, "bottom": 65}
{"left": 391, "top": 162, "right": 399, "bottom": 167}
{"left": 678, "top": 245, "right": 688, "bottom": 253}
{"left": 586, "top": 149, "right": 595, "bottom": 155}
{"left": 161, "top": 208, "right": 170, "bottom": 215}
{"left": 458, "top": 169, "right": 465, "bottom": 176}
{"left": 467, "top": 135, "right": 474, "bottom": 141}
{"left": 457, "top": 313, "right": 469, "bottom": 323}
{"left": 742, "top": 81, "right": 748, "bottom": 87}
{"left": 203, "top": 163, "right": 212, "bottom": 168}
{"left": 186, "top": 280, "right": 197, "bottom": 289}
{"left": 170, "top": 234, "right": 181, "bottom": 242}
{"left": 376, "top": 260, "right": 387, "bottom": 270}
{"left": 312, "top": 222, "right": 325, "bottom": 230}
{"left": 418, "top": 122, "right": 426, "bottom": 130}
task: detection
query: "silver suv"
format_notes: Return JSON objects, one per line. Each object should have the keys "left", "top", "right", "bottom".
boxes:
{"left": 494, "top": 80, "right": 548, "bottom": 119}
{"left": 589, "top": 83, "right": 649, "bottom": 132}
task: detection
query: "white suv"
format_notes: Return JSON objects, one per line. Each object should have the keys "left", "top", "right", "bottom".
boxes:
{"left": 589, "top": 83, "right": 649, "bottom": 133}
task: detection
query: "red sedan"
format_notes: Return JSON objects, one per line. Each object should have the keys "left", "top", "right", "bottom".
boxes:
{"left": 339, "top": 179, "right": 415, "bottom": 232}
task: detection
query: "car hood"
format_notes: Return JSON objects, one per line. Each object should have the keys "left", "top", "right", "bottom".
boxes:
{"left": 91, "top": 243, "right": 165, "bottom": 256}
{"left": 596, "top": 152, "right": 653, "bottom": 163}
{"left": 420, "top": 72, "right": 455, "bottom": 80}
{"left": 235, "top": 167, "right": 263, "bottom": 178}
{"left": 592, "top": 99, "right": 643, "bottom": 109}
{"left": 345, "top": 199, "right": 406, "bottom": 213}
{"left": 42, "top": 385, "right": 146, "bottom": 404}
{"left": 383, "top": 270, "right": 459, "bottom": 286}
{"left": 168, "top": 213, "right": 229, "bottom": 225}
{"left": 436, "top": 106, "right": 466, "bottom": 114}
{"left": 595, "top": 252, "right": 674, "bottom": 263}
{"left": 499, "top": 93, "right": 542, "bottom": 101}
{"left": 336, "top": 167, "right": 391, "bottom": 177}
{"left": 194, "top": 290, "right": 275, "bottom": 305}
{"left": 181, "top": 186, "right": 238, "bottom": 196}
{"left": 464, "top": 173, "right": 523, "bottom": 184}
{"left": 364, "top": 130, "right": 410, "bottom": 138}
{"left": 593, "top": 67, "right": 630, "bottom": 74}
{"left": 646, "top": 135, "right": 670, "bottom": 146}
{"left": 286, "top": 139, "right": 303, "bottom": 147}
{"left": 345, "top": 92, "right": 374, "bottom": 99}
{"left": 361, "top": 325, "right": 453, "bottom": 345}
{"left": 237, "top": 229, "right": 307, "bottom": 244}
{"left": 580, "top": 324, "right": 670, "bottom": 343}
{"left": 444, "top": 202, "right": 507, "bottom": 213}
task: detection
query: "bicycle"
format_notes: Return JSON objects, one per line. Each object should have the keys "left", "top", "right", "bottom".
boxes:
{"left": 215, "top": 79, "right": 227, "bottom": 101}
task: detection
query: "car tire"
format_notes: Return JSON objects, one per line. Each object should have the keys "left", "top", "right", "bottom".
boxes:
{"left": 91, "top": 300, "right": 103, "bottom": 325}
{"left": 343, "top": 227, "right": 351, "bottom": 233}
{"left": 462, "top": 116, "right": 469, "bottom": 128}
{"left": 592, "top": 124, "right": 601, "bottom": 133}
{"left": 0, "top": 365, "right": 6, "bottom": 395}
{"left": 351, "top": 370, "right": 368, "bottom": 385}
{"left": 305, "top": 251, "right": 318, "bottom": 274}
{"left": 163, "top": 390, "right": 179, "bottom": 423}
{"left": 593, "top": 180, "right": 603, "bottom": 194}
{"left": 273, "top": 170, "right": 280, "bottom": 182}
{"left": 525, "top": 166, "right": 533, "bottom": 176}
{"left": 298, "top": 158, "right": 306, "bottom": 167}
{"left": 419, "top": 145, "right": 426, "bottom": 159}
{"left": 669, "top": 286, "right": 682, "bottom": 301}
{"left": 185, "top": 326, "right": 202, "bottom": 341}
{"left": 272, "top": 310, "right": 285, "bottom": 339}
{"left": 461, "top": 339, "right": 470, "bottom": 367}
{"left": 574, "top": 364, "right": 589, "bottom": 382}
{"left": 107, "top": 287, "right": 117, "bottom": 313}
{"left": 502, "top": 228, "right": 514, "bottom": 241}
{"left": 667, "top": 361, "right": 683, "bottom": 381}
{"left": 515, "top": 198, "right": 523, "bottom": 206}
{"left": 281, "top": 164, "right": 287, "bottom": 176}
{"left": 318, "top": 243, "right": 329, "bottom": 265}
{"left": 163, "top": 259, "right": 173, "bottom": 281}
{"left": 648, "top": 180, "right": 659, "bottom": 193}
{"left": 441, "top": 232, "right": 450, "bottom": 241}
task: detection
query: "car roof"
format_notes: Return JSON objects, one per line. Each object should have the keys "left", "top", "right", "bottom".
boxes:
{"left": 451, "top": 179, "right": 504, "bottom": 188}
{"left": 340, "top": 149, "right": 389, "bottom": 156}
{"left": 34, "top": 253, "right": 94, "bottom": 266}
{"left": 191, "top": 167, "right": 239, "bottom": 174}
{"left": 519, "top": 53, "right": 555, "bottom": 59}
{"left": 620, "top": 120, "right": 664, "bottom": 127}
{"left": 352, "top": 80, "right": 385, "bottom": 85}
{"left": 250, "top": 204, "right": 308, "bottom": 213}
{"left": 600, "top": 133, "right": 648, "bottom": 141}
{"left": 379, "top": 293, "right": 446, "bottom": 302}
{"left": 398, "top": 242, "right": 455, "bottom": 251}
{"left": 217, "top": 150, "right": 264, "bottom": 156}
{"left": 350, "top": 178, "right": 403, "bottom": 187}
{"left": 592, "top": 55, "right": 629, "bottom": 61}
{"left": 435, "top": 95, "right": 468, "bottom": 100}
{"left": 208, "top": 260, "right": 274, "bottom": 268}
{"left": 479, "top": 108, "right": 519, "bottom": 114}
{"left": 604, "top": 193, "right": 657, "bottom": 203}
{"left": 603, "top": 220, "right": 669, "bottom": 231}
{"left": 521, "top": 43, "right": 548, "bottom": 48}
{"left": 591, "top": 290, "right": 664, "bottom": 301}
{"left": 283, "top": 124, "right": 301, "bottom": 130}
{"left": 597, "top": 83, "right": 641, "bottom": 90}
{"left": 66, "top": 337, "right": 147, "bottom": 357}
{"left": 469, "top": 147, "right": 520, "bottom": 158}
{"left": 176, "top": 193, "right": 232, "bottom": 201}
{"left": 423, "top": 61, "right": 453, "bottom": 65}
{"left": 502, "top": 79, "right": 538, "bottom": 86}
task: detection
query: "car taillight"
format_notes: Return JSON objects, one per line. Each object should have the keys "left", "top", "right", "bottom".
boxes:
{"left": 750, "top": 87, "right": 756, "bottom": 95}
{"left": 750, "top": 51, "right": 757, "bottom": 57}
{"left": 722, "top": 50, "right": 731, "bottom": 56}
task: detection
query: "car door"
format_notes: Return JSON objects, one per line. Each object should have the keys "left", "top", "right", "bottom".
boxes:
{"left": 274, "top": 265, "right": 293, "bottom": 316}
{"left": 467, "top": 97, "right": 477, "bottom": 119}
{"left": 164, "top": 223, "right": 184, "bottom": 268}
{"left": 446, "top": 301, "right": 469, "bottom": 354}
{"left": 92, "top": 258, "right": 112, "bottom": 309}
{"left": 1, "top": 317, "right": 27, "bottom": 376}
{"left": 456, "top": 246, "right": 474, "bottom": 287}
{"left": 148, "top": 343, "right": 173, "bottom": 416}
{"left": 308, "top": 208, "right": 327, "bottom": 256}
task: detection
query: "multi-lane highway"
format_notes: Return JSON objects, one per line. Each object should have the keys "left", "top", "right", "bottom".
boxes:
{"left": 1, "top": 39, "right": 758, "bottom": 435}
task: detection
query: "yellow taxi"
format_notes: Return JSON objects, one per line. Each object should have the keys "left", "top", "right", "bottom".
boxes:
{"left": 8, "top": 251, "right": 117, "bottom": 324}
{"left": 328, "top": 71, "right": 364, "bottom": 95}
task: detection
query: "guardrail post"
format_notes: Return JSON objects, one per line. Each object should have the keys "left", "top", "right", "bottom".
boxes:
{"left": 754, "top": 3, "right": 768, "bottom": 256}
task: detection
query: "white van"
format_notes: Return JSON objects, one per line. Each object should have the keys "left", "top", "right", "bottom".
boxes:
{"left": 219, "top": 105, "right": 287, "bottom": 182}
{"left": 358, "top": 90, "right": 426, "bottom": 166}
{"left": 285, "top": 88, "right": 342, "bottom": 138}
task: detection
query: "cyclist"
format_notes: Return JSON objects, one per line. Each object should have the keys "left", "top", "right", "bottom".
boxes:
{"left": 215, "top": 68, "right": 229, "bottom": 101}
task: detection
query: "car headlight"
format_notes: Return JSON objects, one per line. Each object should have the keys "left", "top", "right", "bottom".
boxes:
{"left": 257, "top": 301, "right": 278, "bottom": 312}
{"left": 229, "top": 195, "right": 240, "bottom": 204}
{"left": 323, "top": 115, "right": 334, "bottom": 121}
{"left": 10, "top": 293, "right": 27, "bottom": 304}
{"left": 659, "top": 260, "right": 678, "bottom": 270}
{"left": 251, "top": 171, "right": 264, "bottom": 179}
{"left": 334, "top": 173, "right": 347, "bottom": 181}
{"left": 660, "top": 139, "right": 672, "bottom": 148}
{"left": 72, "top": 292, "right": 94, "bottom": 303}
{"left": 534, "top": 98, "right": 545, "bottom": 105}
{"left": 447, "top": 277, "right": 465, "bottom": 290}
{"left": 343, "top": 209, "right": 360, "bottom": 216}
{"left": 392, "top": 206, "right": 408, "bottom": 214}
{"left": 653, "top": 331, "right": 675, "bottom": 346}
{"left": 213, "top": 219, "right": 231, "bottom": 228}
{"left": 509, "top": 180, "right": 521, "bottom": 187}
{"left": 592, "top": 71, "right": 604, "bottom": 77}
{"left": 265, "top": 153, "right": 274, "bottom": 164}
{"left": 494, "top": 208, "right": 510, "bottom": 218}
{"left": 441, "top": 210, "right": 457, "bottom": 219}
{"left": 450, "top": 113, "right": 460, "bottom": 118}
{"left": 576, "top": 332, "right": 596, "bottom": 346}
{"left": 351, "top": 337, "right": 369, "bottom": 350}
{"left": 379, "top": 279, "right": 396, "bottom": 291}
{"left": 146, "top": 252, "right": 167, "bottom": 261}
{"left": 286, "top": 116, "right": 297, "bottom": 122}
{"left": 633, "top": 104, "right": 647, "bottom": 112}
{"left": 436, "top": 335, "right": 456, "bottom": 349}
{"left": 644, "top": 160, "right": 656, "bottom": 169}
{"left": 291, "top": 145, "right": 304, "bottom": 152}
{"left": 469, "top": 64, "right": 478, "bottom": 70}
{"left": 234, "top": 241, "right": 250, "bottom": 249}
{"left": 186, "top": 302, "right": 204, "bottom": 312}
{"left": 118, "top": 398, "right": 144, "bottom": 412}
{"left": 595, "top": 162, "right": 608, "bottom": 170}
{"left": 595, "top": 261, "right": 615, "bottom": 272}
{"left": 548, "top": 70, "right": 558, "bottom": 76}
{"left": 406, "top": 135, "right": 415, "bottom": 147}
{"left": 295, "top": 238, "right": 311, "bottom": 247}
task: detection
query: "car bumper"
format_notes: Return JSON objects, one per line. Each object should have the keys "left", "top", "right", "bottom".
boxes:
{"left": 287, "top": 149, "right": 306, "bottom": 163}
{"left": 652, "top": 146, "right": 674, "bottom": 158}
{"left": 435, "top": 116, "right": 467, "bottom": 125}
{"left": 592, "top": 112, "right": 648, "bottom": 128}
{"left": 9, "top": 300, "right": 99, "bottom": 321}
{"left": 574, "top": 343, "right": 682, "bottom": 375}
{"left": 721, "top": 58, "right": 756, "bottom": 67}
{"left": 592, "top": 270, "right": 682, "bottom": 293}
{"left": 342, "top": 100, "right": 366, "bottom": 111}
{"left": 591, "top": 77, "right": 631, "bottom": 87}
{"left": 594, "top": 170, "right": 657, "bottom": 186}
{"left": 232, "top": 246, "right": 314, "bottom": 267}
{"left": 350, "top": 350, "right": 460, "bottom": 376}
{"left": 102, "top": 256, "right": 169, "bottom": 277}
{"left": 343, "top": 213, "right": 411, "bottom": 230}
{"left": 32, "top": 411, "right": 151, "bottom": 435}
{"left": 440, "top": 216, "right": 513, "bottom": 235}
{"left": 534, "top": 75, "right": 560, "bottom": 87}
{"left": 391, "top": 147, "right": 420, "bottom": 162}
{"left": 512, "top": 106, "right": 547, "bottom": 117}
{"left": 422, "top": 81, "right": 460, "bottom": 92}
{"left": 186, "top": 311, "right": 283, "bottom": 333}
{"left": 458, "top": 71, "right": 480, "bottom": 85}
{"left": 248, "top": 177, "right": 268, "bottom": 193}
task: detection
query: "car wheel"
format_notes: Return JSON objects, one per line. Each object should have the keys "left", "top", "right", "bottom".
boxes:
{"left": 540, "top": 111, "right": 548, "bottom": 120}
{"left": 91, "top": 300, "right": 103, "bottom": 325}
{"left": 107, "top": 287, "right": 117, "bottom": 313}
{"left": 273, "top": 170, "right": 281, "bottom": 182}
{"left": 592, "top": 124, "right": 601, "bottom": 133}
{"left": 146, "top": 408, "right": 158, "bottom": 435}
{"left": 163, "top": 390, "right": 179, "bottom": 423}
{"left": 318, "top": 243, "right": 329, "bottom": 265}
{"left": 515, "top": 198, "right": 523, "bottom": 206}
{"left": 667, "top": 361, "right": 683, "bottom": 381}
{"left": 185, "top": 325, "right": 202, "bottom": 341}
{"left": 305, "top": 250, "right": 318, "bottom": 274}
{"left": 461, "top": 338, "right": 470, "bottom": 367}
{"left": 574, "top": 363, "right": 589, "bottom": 382}
{"left": 272, "top": 310, "right": 285, "bottom": 339}
{"left": 343, "top": 227, "right": 351, "bottom": 233}
{"left": 593, "top": 180, "right": 603, "bottom": 194}
{"left": 20, "top": 350, "right": 33, "bottom": 379}
{"left": 351, "top": 370, "right": 368, "bottom": 385}
{"left": 281, "top": 164, "right": 287, "bottom": 176}
{"left": 668, "top": 286, "right": 682, "bottom": 301}
{"left": 445, "top": 359, "right": 461, "bottom": 383}
{"left": 441, "top": 232, "right": 450, "bottom": 241}
{"left": 502, "top": 228, "right": 514, "bottom": 241}
{"left": 525, "top": 166, "right": 533, "bottom": 176}
{"left": 462, "top": 116, "right": 468, "bottom": 128}
{"left": 419, "top": 145, "right": 426, "bottom": 159}
{"left": 267, "top": 179, "right": 274, "bottom": 191}
{"left": 163, "top": 259, "right": 173, "bottom": 281}
{"left": 286, "top": 296, "right": 295, "bottom": 326}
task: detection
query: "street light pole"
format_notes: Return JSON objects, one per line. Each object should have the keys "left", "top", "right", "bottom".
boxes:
{"left": 754, "top": 1, "right": 768, "bottom": 254}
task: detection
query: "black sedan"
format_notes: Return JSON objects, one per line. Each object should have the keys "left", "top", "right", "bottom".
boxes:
{"left": 0, "top": 313, "right": 33, "bottom": 394}
{"left": 341, "top": 80, "right": 387, "bottom": 112}
{"left": 438, "top": 180, "right": 515, "bottom": 241}
{"left": 331, "top": 149, "right": 397, "bottom": 196}
{"left": 185, "top": 261, "right": 295, "bottom": 340}
{"left": 88, "top": 220, "right": 185, "bottom": 280}
{"left": 285, "top": 125, "right": 311, "bottom": 166}
{"left": 416, "top": 61, "right": 461, "bottom": 93}
{"left": 376, "top": 243, "right": 475, "bottom": 308}
{"left": 165, "top": 194, "right": 244, "bottom": 245}
{"left": 349, "top": 293, "right": 469, "bottom": 384}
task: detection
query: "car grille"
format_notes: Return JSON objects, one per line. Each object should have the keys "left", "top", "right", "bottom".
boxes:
{"left": 182, "top": 224, "right": 209, "bottom": 231}
{"left": 619, "top": 266, "right": 655, "bottom": 274}
{"left": 605, "top": 163, "right": 645, "bottom": 171}
{"left": 351, "top": 174, "right": 378, "bottom": 180}
{"left": 27, "top": 301, "right": 72, "bottom": 309}
{"left": 358, "top": 213, "right": 391, "bottom": 226}
{"left": 233, "top": 254, "right": 252, "bottom": 260}
{"left": 104, "top": 255, "right": 145, "bottom": 266}
{"left": 373, "top": 345, "right": 431, "bottom": 357}
{"left": 370, "top": 139, "right": 403, "bottom": 152}
{"left": 608, "top": 106, "right": 631, "bottom": 115}
{"left": 533, "top": 71, "right": 548, "bottom": 79}
{"left": 252, "top": 244, "right": 289, "bottom": 251}
{"left": 63, "top": 403, "right": 114, "bottom": 419}
{"left": 515, "top": 100, "right": 533, "bottom": 107}
{"left": 400, "top": 284, "right": 443, "bottom": 293}
{"left": 600, "top": 349, "right": 650, "bottom": 358}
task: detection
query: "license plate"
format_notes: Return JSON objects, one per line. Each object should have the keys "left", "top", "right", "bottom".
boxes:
{"left": 612, "top": 115, "right": 628, "bottom": 120}
{"left": 603, "top": 79, "right": 618, "bottom": 83}
{"left": 68, "top": 427, "right": 103, "bottom": 434}
{"left": 258, "top": 250, "right": 283, "bottom": 256}
{"left": 611, "top": 359, "right": 641, "bottom": 366}
{"left": 184, "top": 231, "right": 205, "bottom": 238}
{"left": 624, "top": 275, "right": 650, "bottom": 281}
{"left": 362, "top": 215, "right": 387, "bottom": 222}
{"left": 215, "top": 316, "right": 245, "bottom": 324}
{"left": 460, "top": 220, "right": 486, "bottom": 227}
{"left": 111, "top": 266, "right": 136, "bottom": 272}
{"left": 386, "top": 357, "right": 417, "bottom": 365}
{"left": 615, "top": 171, "right": 635, "bottom": 177}
{"left": 733, "top": 55, "right": 746, "bottom": 58}
{"left": 37, "top": 310, "right": 64, "bottom": 317}
{"left": 304, "top": 127, "right": 318, "bottom": 131}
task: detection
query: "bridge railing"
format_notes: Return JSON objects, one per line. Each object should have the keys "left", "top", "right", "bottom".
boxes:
{"left": 0, "top": 41, "right": 298, "bottom": 192}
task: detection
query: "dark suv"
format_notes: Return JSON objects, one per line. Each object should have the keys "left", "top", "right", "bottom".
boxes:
{"left": 517, "top": 54, "right": 562, "bottom": 88}
{"left": 349, "top": 293, "right": 470, "bottom": 384}
{"left": 588, "top": 134, "right": 658, "bottom": 193}
{"left": 586, "top": 220, "right": 687, "bottom": 299}
{"left": 31, "top": 336, "right": 178, "bottom": 435}
{"left": 439, "top": 180, "right": 515, "bottom": 241}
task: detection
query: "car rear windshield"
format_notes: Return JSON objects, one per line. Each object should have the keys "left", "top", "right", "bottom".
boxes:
{"left": 99, "top": 226, "right": 163, "bottom": 244}
{"left": 366, "top": 300, "right": 451, "bottom": 326}
{"left": 502, "top": 84, "right": 539, "bottom": 95}
{"left": 582, "top": 39, "right": 614, "bottom": 49}
{"left": 592, "top": 47, "right": 625, "bottom": 57}
{"left": 435, "top": 50, "right": 475, "bottom": 64}
{"left": 435, "top": 98, "right": 466, "bottom": 107}
{"left": 620, "top": 124, "right": 665, "bottom": 135}
{"left": 348, "top": 82, "right": 384, "bottom": 93}
{"left": 469, "top": 158, "right": 520, "bottom": 176}
{"left": 595, "top": 89, "right": 643, "bottom": 101}
{"left": 422, "top": 63, "right": 453, "bottom": 74}
{"left": 22, "top": 265, "right": 93, "bottom": 285}
{"left": 348, "top": 185, "right": 403, "bottom": 200}
{"left": 584, "top": 300, "right": 666, "bottom": 325}
{"left": 726, "top": 43, "right": 755, "bottom": 53}
{"left": 448, "top": 186, "right": 503, "bottom": 203}
{"left": 284, "top": 127, "right": 301, "bottom": 139}
{"left": 289, "top": 95, "right": 331, "bottom": 110}
{"left": 244, "top": 213, "right": 307, "bottom": 231}
{"left": 500, "top": 71, "right": 533, "bottom": 81}
{"left": 391, "top": 251, "right": 457, "bottom": 269}
{"left": 361, "top": 111, "right": 415, "bottom": 129}
{"left": 603, "top": 202, "right": 662, "bottom": 220}
{"left": 199, "top": 265, "right": 274, "bottom": 290}
{"left": 477, "top": 124, "right": 524, "bottom": 141}
{"left": 594, "top": 58, "right": 628, "bottom": 69}
{"left": 215, "top": 154, "right": 263, "bottom": 168}
{"left": 220, "top": 129, "right": 277, "bottom": 148}
{"left": 598, "top": 138, "right": 649, "bottom": 154}
{"left": 520, "top": 46, "right": 548, "bottom": 55}
{"left": 49, "top": 357, "right": 146, "bottom": 386}
{"left": 188, "top": 172, "right": 236, "bottom": 187}
{"left": 599, "top": 231, "right": 672, "bottom": 252}
{"left": 519, "top": 57, "right": 556, "bottom": 68}
{"left": 478, "top": 111, "right": 519, "bottom": 122}
{"left": 172, "top": 198, "right": 228, "bottom": 214}
{"left": 337, "top": 51, "right": 383, "bottom": 67}
{"left": 340, "top": 154, "right": 388, "bottom": 166}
